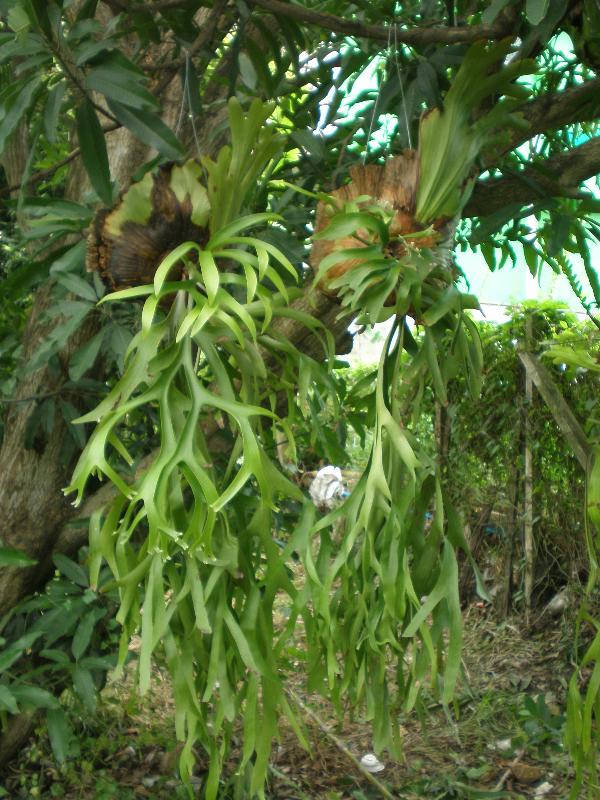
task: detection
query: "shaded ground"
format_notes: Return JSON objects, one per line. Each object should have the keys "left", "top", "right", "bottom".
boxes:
{"left": 3, "top": 605, "right": 581, "bottom": 799}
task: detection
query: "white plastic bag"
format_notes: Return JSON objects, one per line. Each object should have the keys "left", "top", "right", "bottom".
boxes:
{"left": 309, "top": 465, "right": 345, "bottom": 510}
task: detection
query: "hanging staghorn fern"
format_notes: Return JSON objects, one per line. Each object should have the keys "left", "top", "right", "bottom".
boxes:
{"left": 279, "top": 37, "right": 534, "bottom": 774}
{"left": 67, "top": 44, "right": 536, "bottom": 799}
{"left": 67, "top": 98, "right": 338, "bottom": 795}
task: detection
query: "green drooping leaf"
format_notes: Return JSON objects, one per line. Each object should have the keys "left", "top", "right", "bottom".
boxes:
{"left": 86, "top": 52, "right": 158, "bottom": 111}
{"left": 57, "top": 271, "right": 98, "bottom": 303}
{"left": 69, "top": 329, "right": 105, "bottom": 381}
{"left": 43, "top": 81, "right": 66, "bottom": 142}
{"left": 53, "top": 553, "right": 89, "bottom": 587}
{"left": 7, "top": 4, "right": 31, "bottom": 34}
{"left": 238, "top": 52, "right": 258, "bottom": 89}
{"left": 0, "top": 545, "right": 37, "bottom": 567}
{"left": 76, "top": 100, "right": 113, "bottom": 205}
{"left": 0, "top": 686, "right": 19, "bottom": 715}
{"left": 0, "top": 74, "right": 41, "bottom": 153}
{"left": 107, "top": 99, "right": 184, "bottom": 159}
{"left": 47, "top": 708, "right": 72, "bottom": 763}
{"left": 526, "top": 0, "right": 550, "bottom": 25}
{"left": 11, "top": 685, "right": 60, "bottom": 711}
{"left": 73, "top": 666, "right": 97, "bottom": 711}
{"left": 49, "top": 240, "right": 87, "bottom": 276}
{"left": 482, "top": 0, "right": 511, "bottom": 23}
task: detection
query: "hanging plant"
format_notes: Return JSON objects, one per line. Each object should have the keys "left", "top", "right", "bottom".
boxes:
{"left": 294, "top": 38, "right": 535, "bottom": 758}
{"left": 67, "top": 42, "right": 536, "bottom": 799}
{"left": 67, "top": 98, "right": 337, "bottom": 795}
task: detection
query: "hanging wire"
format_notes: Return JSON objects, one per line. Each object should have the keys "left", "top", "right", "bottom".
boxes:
{"left": 175, "top": 58, "right": 188, "bottom": 136}
{"left": 185, "top": 51, "right": 202, "bottom": 157}
{"left": 393, "top": 23, "right": 413, "bottom": 150}
{"left": 175, "top": 51, "right": 202, "bottom": 157}
{"left": 362, "top": 24, "right": 392, "bottom": 164}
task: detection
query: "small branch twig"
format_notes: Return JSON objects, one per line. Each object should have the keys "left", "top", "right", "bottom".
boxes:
{"left": 494, "top": 747, "right": 525, "bottom": 792}
{"left": 286, "top": 688, "right": 396, "bottom": 800}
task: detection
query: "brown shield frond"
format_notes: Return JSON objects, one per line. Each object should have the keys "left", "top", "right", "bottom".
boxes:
{"left": 87, "top": 161, "right": 210, "bottom": 290}
{"left": 311, "top": 152, "right": 446, "bottom": 295}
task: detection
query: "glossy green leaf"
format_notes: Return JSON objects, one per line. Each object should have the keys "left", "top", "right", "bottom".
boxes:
{"left": 43, "top": 82, "right": 66, "bottom": 143}
{"left": 107, "top": 99, "right": 184, "bottom": 159}
{"left": 69, "top": 330, "right": 105, "bottom": 382}
{"left": 76, "top": 100, "right": 113, "bottom": 205}
{"left": 72, "top": 607, "right": 106, "bottom": 661}
{"left": 526, "top": 0, "right": 550, "bottom": 24}
{"left": 47, "top": 708, "right": 72, "bottom": 763}
{"left": 0, "top": 685, "right": 18, "bottom": 715}
{"left": 0, "top": 75, "right": 41, "bottom": 153}
{"left": 0, "top": 545, "right": 37, "bottom": 567}
{"left": 53, "top": 553, "right": 89, "bottom": 587}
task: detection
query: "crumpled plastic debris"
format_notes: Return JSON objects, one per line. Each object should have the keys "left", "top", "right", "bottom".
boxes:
{"left": 360, "top": 753, "right": 385, "bottom": 773}
{"left": 494, "top": 738, "right": 512, "bottom": 753}
{"left": 545, "top": 588, "right": 569, "bottom": 616}
{"left": 309, "top": 465, "right": 347, "bottom": 509}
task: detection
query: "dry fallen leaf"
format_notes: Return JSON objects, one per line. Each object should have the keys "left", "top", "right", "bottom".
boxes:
{"left": 511, "top": 763, "right": 544, "bottom": 784}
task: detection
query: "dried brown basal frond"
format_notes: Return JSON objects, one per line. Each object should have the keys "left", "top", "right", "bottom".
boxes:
{"left": 311, "top": 152, "right": 450, "bottom": 296}
{"left": 87, "top": 161, "right": 210, "bottom": 290}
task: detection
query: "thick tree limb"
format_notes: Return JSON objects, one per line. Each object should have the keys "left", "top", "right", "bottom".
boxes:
{"left": 3, "top": 72, "right": 598, "bottom": 204}
{"left": 465, "top": 136, "right": 600, "bottom": 218}
{"left": 117, "top": 0, "right": 512, "bottom": 43}
{"left": 247, "top": 0, "right": 512, "bottom": 44}
{"left": 484, "top": 77, "right": 600, "bottom": 164}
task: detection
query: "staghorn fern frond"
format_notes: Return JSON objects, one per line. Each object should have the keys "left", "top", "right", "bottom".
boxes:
{"left": 416, "top": 40, "right": 535, "bottom": 223}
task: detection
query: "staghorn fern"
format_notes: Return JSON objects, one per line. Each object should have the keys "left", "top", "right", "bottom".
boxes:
{"left": 68, "top": 78, "right": 494, "bottom": 797}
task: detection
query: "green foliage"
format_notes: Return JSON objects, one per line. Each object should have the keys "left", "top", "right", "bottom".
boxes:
{"left": 0, "top": 1, "right": 599, "bottom": 797}
{"left": 0, "top": 550, "right": 120, "bottom": 763}
{"left": 60, "top": 93, "right": 493, "bottom": 795}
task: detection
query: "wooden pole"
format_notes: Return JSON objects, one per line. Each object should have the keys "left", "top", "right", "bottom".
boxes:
{"left": 517, "top": 351, "right": 591, "bottom": 469}
{"left": 524, "top": 315, "right": 534, "bottom": 622}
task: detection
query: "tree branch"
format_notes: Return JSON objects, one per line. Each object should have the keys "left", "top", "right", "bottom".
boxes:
{"left": 152, "top": 0, "right": 232, "bottom": 95}
{"left": 118, "top": 0, "right": 512, "bottom": 43}
{"left": 246, "top": 0, "right": 512, "bottom": 44}
{"left": 484, "top": 77, "right": 600, "bottom": 165}
{"left": 465, "top": 136, "right": 600, "bottom": 218}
